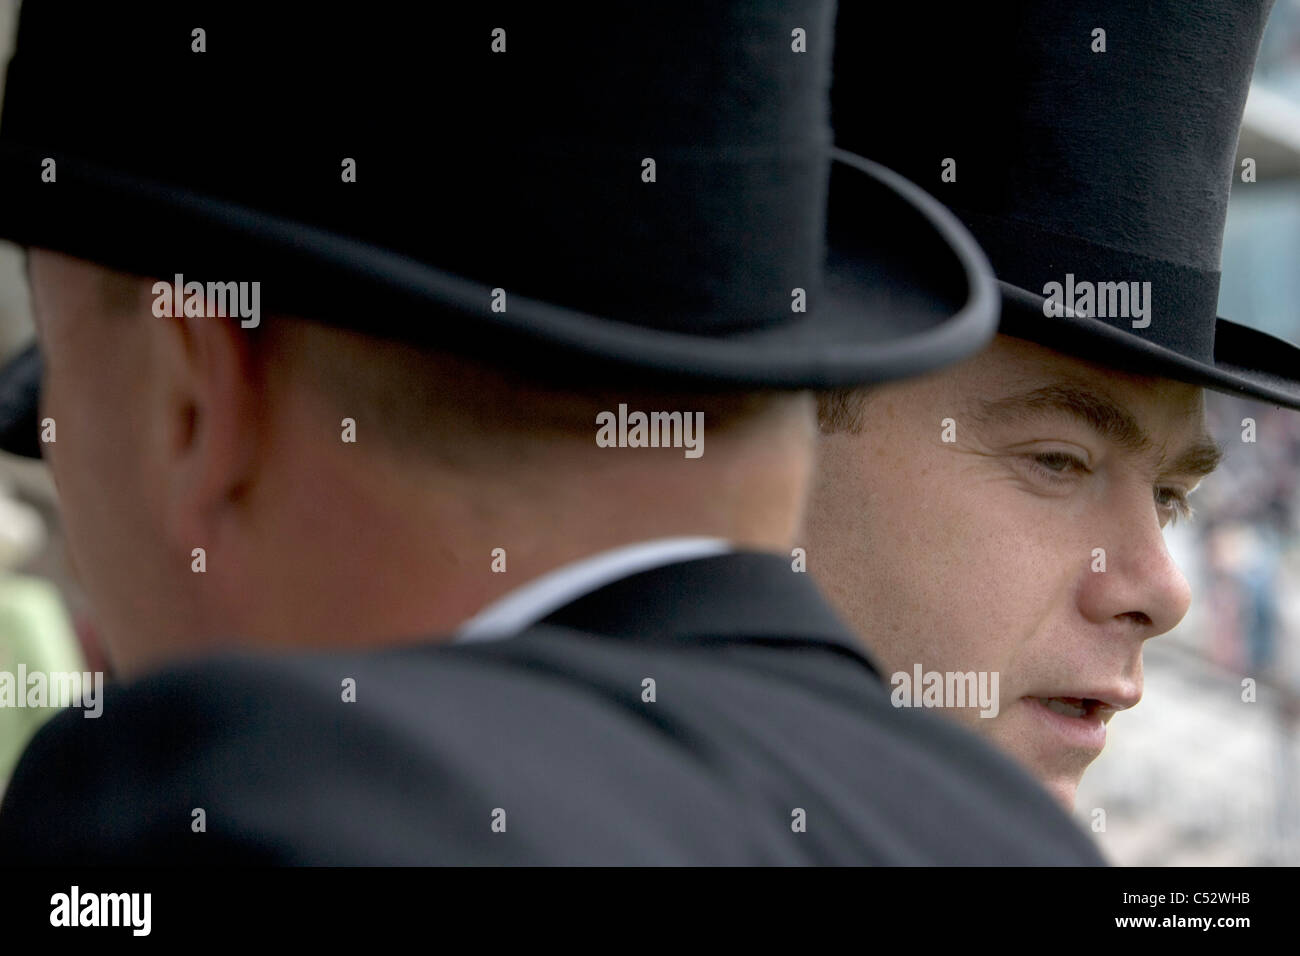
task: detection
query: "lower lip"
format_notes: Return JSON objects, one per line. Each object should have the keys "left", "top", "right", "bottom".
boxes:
{"left": 1022, "top": 697, "right": 1107, "bottom": 752}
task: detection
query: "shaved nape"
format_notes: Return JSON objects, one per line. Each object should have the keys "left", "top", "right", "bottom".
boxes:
{"left": 260, "top": 314, "right": 813, "bottom": 460}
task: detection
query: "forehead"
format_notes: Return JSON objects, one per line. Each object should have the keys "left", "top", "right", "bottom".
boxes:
{"left": 955, "top": 334, "right": 1206, "bottom": 427}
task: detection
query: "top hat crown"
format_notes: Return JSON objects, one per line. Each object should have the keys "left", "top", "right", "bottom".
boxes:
{"left": 833, "top": 0, "right": 1300, "bottom": 409}
{"left": 0, "top": 1, "right": 1000, "bottom": 457}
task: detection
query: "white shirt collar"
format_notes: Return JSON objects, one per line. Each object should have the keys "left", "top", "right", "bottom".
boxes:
{"left": 453, "top": 536, "right": 731, "bottom": 644}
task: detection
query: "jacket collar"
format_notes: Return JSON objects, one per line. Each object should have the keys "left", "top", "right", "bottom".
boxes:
{"left": 539, "top": 551, "right": 882, "bottom": 679}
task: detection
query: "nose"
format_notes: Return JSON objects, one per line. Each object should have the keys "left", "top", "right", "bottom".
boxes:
{"left": 1075, "top": 486, "right": 1192, "bottom": 639}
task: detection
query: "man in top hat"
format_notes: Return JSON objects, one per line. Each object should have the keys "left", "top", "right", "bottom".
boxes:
{"left": 808, "top": 0, "right": 1300, "bottom": 810}
{"left": 0, "top": 3, "right": 1103, "bottom": 863}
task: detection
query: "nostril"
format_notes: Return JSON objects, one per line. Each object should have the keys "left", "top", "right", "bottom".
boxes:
{"left": 1118, "top": 611, "right": 1153, "bottom": 627}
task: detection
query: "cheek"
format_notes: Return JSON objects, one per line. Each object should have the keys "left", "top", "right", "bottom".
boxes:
{"left": 832, "top": 443, "right": 1072, "bottom": 678}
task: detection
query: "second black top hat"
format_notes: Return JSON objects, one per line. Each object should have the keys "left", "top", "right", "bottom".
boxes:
{"left": 833, "top": 0, "right": 1300, "bottom": 409}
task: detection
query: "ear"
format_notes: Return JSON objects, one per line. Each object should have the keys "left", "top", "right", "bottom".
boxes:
{"left": 149, "top": 303, "right": 265, "bottom": 552}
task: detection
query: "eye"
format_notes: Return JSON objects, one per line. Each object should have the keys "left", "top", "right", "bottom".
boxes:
{"left": 1155, "top": 486, "right": 1193, "bottom": 526}
{"left": 1026, "top": 451, "right": 1089, "bottom": 479}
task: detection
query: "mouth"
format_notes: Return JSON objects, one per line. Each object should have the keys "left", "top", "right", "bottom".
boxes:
{"left": 1021, "top": 692, "right": 1137, "bottom": 752}
{"left": 1034, "top": 696, "right": 1110, "bottom": 719}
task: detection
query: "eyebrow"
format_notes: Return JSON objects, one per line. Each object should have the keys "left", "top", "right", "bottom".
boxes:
{"left": 969, "top": 383, "right": 1223, "bottom": 479}
{"left": 1162, "top": 437, "right": 1224, "bottom": 480}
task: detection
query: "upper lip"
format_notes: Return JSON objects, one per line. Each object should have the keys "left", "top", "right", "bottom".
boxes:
{"left": 1025, "top": 687, "right": 1142, "bottom": 715}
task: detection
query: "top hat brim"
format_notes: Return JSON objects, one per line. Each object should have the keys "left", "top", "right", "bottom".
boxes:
{"left": 998, "top": 282, "right": 1300, "bottom": 412}
{"left": 0, "top": 145, "right": 998, "bottom": 459}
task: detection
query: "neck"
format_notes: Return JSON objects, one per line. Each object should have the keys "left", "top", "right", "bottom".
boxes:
{"left": 214, "top": 418, "right": 813, "bottom": 654}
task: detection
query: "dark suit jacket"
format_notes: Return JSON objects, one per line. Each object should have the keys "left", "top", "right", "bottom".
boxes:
{"left": 0, "top": 553, "right": 1105, "bottom": 864}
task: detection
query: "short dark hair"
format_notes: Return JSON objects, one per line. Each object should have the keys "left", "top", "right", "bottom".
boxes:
{"left": 816, "top": 387, "right": 871, "bottom": 434}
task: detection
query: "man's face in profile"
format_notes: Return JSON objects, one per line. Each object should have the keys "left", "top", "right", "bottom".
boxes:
{"left": 807, "top": 334, "right": 1221, "bottom": 808}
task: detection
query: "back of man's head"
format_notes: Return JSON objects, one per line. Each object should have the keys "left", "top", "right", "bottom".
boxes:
{"left": 28, "top": 249, "right": 815, "bottom": 676}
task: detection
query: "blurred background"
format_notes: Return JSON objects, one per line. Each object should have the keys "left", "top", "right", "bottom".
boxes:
{"left": 0, "top": 0, "right": 1298, "bottom": 862}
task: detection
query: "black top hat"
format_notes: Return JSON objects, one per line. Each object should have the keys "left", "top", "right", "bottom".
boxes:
{"left": 0, "top": 1, "right": 998, "bottom": 459}
{"left": 833, "top": 0, "right": 1300, "bottom": 410}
